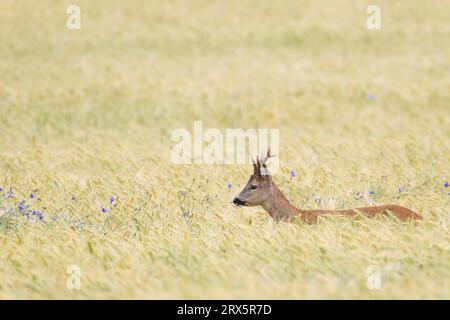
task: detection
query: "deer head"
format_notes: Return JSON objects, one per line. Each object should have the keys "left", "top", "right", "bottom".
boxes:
{"left": 233, "top": 149, "right": 274, "bottom": 207}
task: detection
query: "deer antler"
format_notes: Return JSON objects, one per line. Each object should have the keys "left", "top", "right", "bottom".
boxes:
{"left": 252, "top": 157, "right": 260, "bottom": 176}
{"left": 259, "top": 148, "right": 274, "bottom": 176}
{"left": 260, "top": 148, "right": 273, "bottom": 166}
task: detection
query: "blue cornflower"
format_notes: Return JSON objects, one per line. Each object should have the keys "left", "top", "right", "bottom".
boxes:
{"left": 32, "top": 210, "right": 44, "bottom": 220}
{"left": 444, "top": 182, "right": 449, "bottom": 188}
{"left": 227, "top": 182, "right": 232, "bottom": 189}
{"left": 18, "top": 201, "right": 26, "bottom": 213}
{"left": 101, "top": 207, "right": 108, "bottom": 214}
{"left": 290, "top": 169, "right": 296, "bottom": 178}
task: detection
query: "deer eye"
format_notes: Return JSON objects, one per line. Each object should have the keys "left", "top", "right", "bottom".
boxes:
{"left": 250, "top": 185, "right": 258, "bottom": 190}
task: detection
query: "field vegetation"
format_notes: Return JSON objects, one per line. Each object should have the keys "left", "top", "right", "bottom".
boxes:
{"left": 0, "top": 1, "right": 449, "bottom": 298}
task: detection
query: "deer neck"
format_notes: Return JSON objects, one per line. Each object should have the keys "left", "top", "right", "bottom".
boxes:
{"left": 262, "top": 183, "right": 300, "bottom": 221}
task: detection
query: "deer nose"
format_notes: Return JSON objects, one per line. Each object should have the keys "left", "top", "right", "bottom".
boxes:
{"left": 233, "top": 198, "right": 246, "bottom": 206}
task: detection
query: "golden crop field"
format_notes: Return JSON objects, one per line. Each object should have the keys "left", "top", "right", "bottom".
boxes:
{"left": 0, "top": 0, "right": 449, "bottom": 299}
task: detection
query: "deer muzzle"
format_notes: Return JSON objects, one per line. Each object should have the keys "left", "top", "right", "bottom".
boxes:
{"left": 233, "top": 198, "right": 247, "bottom": 206}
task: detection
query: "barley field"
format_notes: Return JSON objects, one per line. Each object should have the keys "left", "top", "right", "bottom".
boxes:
{"left": 0, "top": 0, "right": 449, "bottom": 299}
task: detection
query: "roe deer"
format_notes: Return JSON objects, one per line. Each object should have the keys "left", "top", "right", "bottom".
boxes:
{"left": 232, "top": 150, "right": 422, "bottom": 223}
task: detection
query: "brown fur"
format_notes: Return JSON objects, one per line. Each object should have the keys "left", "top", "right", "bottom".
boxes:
{"left": 233, "top": 151, "right": 422, "bottom": 223}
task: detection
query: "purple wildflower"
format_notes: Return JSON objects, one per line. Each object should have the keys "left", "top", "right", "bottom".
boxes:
{"left": 0, "top": 186, "right": 3, "bottom": 192}
{"left": 18, "top": 201, "right": 26, "bottom": 213}
{"left": 110, "top": 196, "right": 115, "bottom": 205}
{"left": 101, "top": 207, "right": 108, "bottom": 214}
{"left": 368, "top": 94, "right": 376, "bottom": 100}
{"left": 290, "top": 169, "right": 296, "bottom": 178}
{"left": 315, "top": 196, "right": 321, "bottom": 204}
{"left": 227, "top": 182, "right": 232, "bottom": 189}
{"left": 444, "top": 182, "right": 449, "bottom": 188}
{"left": 30, "top": 193, "right": 35, "bottom": 199}
{"left": 32, "top": 210, "right": 44, "bottom": 221}
{"left": 369, "top": 190, "right": 375, "bottom": 195}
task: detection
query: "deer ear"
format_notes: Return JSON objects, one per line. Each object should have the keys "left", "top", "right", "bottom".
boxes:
{"left": 260, "top": 164, "right": 270, "bottom": 176}
{"left": 260, "top": 148, "right": 274, "bottom": 176}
